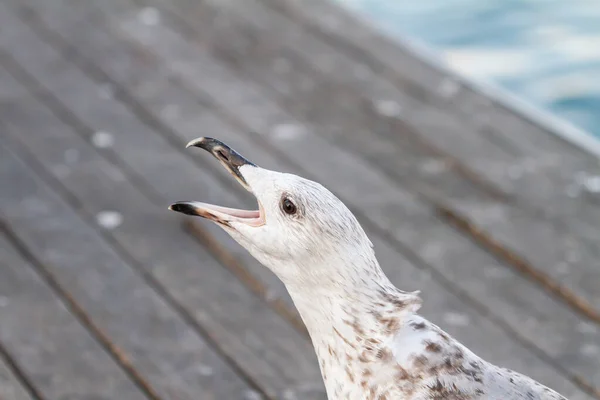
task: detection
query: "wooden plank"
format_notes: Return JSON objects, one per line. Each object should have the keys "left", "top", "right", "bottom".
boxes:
{"left": 119, "top": 0, "right": 600, "bottom": 323}
{"left": 3, "top": 0, "right": 596, "bottom": 396}
{"left": 0, "top": 329, "right": 36, "bottom": 400}
{"left": 0, "top": 20, "right": 327, "bottom": 400}
{"left": 0, "top": 211, "right": 147, "bottom": 400}
{"left": 259, "top": 0, "right": 452, "bottom": 101}
{"left": 0, "top": 364, "right": 33, "bottom": 400}
{"left": 0, "top": 77, "right": 264, "bottom": 400}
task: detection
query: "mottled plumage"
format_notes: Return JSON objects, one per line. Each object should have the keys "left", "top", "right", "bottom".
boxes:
{"left": 170, "top": 137, "right": 568, "bottom": 400}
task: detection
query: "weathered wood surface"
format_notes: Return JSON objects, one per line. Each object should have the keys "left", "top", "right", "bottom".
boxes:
{"left": 0, "top": 115, "right": 257, "bottom": 399}
{"left": 0, "top": 354, "right": 33, "bottom": 400}
{"left": 0, "top": 157, "right": 150, "bottom": 400}
{"left": 0, "top": 0, "right": 598, "bottom": 398}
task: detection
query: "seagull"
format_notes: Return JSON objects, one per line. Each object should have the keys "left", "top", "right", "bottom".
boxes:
{"left": 169, "top": 137, "right": 568, "bottom": 400}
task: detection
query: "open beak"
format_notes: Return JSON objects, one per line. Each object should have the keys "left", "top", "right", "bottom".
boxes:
{"left": 168, "top": 137, "right": 265, "bottom": 227}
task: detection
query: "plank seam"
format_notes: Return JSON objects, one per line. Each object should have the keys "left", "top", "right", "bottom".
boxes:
{"left": 437, "top": 205, "right": 600, "bottom": 326}
{"left": 0, "top": 319, "right": 47, "bottom": 400}
{"left": 0, "top": 219, "right": 163, "bottom": 400}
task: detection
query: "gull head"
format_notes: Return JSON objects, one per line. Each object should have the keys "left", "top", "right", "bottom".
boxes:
{"left": 169, "top": 137, "right": 374, "bottom": 285}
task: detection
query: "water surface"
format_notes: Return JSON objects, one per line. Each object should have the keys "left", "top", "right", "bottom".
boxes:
{"left": 335, "top": 0, "right": 600, "bottom": 139}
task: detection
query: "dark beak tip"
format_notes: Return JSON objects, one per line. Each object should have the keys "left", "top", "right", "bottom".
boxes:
{"left": 186, "top": 136, "right": 219, "bottom": 150}
{"left": 169, "top": 202, "right": 196, "bottom": 216}
{"left": 168, "top": 203, "right": 181, "bottom": 212}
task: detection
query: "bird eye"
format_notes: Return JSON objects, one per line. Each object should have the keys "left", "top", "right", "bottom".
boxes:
{"left": 281, "top": 197, "right": 297, "bottom": 215}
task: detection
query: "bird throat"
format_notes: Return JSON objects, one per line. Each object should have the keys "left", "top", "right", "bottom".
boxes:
{"left": 285, "top": 267, "right": 422, "bottom": 399}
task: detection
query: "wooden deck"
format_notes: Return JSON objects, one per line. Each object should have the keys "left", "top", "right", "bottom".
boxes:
{"left": 0, "top": 0, "right": 599, "bottom": 398}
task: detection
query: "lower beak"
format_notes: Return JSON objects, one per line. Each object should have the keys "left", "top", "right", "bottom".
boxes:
{"left": 168, "top": 201, "right": 263, "bottom": 227}
{"left": 168, "top": 201, "right": 231, "bottom": 226}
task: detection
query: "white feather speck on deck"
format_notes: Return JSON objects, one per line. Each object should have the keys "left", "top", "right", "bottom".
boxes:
{"left": 96, "top": 211, "right": 123, "bottom": 230}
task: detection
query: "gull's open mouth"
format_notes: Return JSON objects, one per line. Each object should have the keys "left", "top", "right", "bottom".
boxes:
{"left": 168, "top": 137, "right": 265, "bottom": 227}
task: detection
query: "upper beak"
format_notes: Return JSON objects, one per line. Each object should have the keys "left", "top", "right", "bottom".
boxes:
{"left": 185, "top": 137, "right": 256, "bottom": 191}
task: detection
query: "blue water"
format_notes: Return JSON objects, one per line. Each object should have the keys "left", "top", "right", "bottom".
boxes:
{"left": 334, "top": 0, "right": 600, "bottom": 139}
